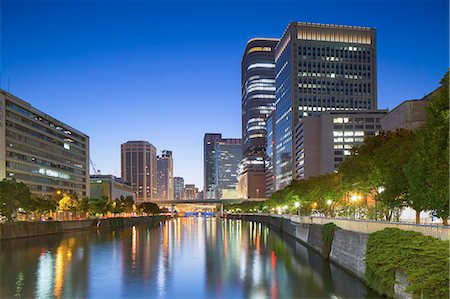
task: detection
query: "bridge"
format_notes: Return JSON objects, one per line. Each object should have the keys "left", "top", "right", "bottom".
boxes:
{"left": 150, "top": 198, "right": 267, "bottom": 217}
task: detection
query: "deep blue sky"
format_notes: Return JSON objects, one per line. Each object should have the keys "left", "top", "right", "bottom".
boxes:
{"left": 1, "top": 0, "right": 448, "bottom": 189}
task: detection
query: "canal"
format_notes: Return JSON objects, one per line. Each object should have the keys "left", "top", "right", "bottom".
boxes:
{"left": 1, "top": 218, "right": 378, "bottom": 298}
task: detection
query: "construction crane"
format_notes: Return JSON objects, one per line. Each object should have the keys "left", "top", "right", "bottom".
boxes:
{"left": 89, "top": 158, "right": 100, "bottom": 175}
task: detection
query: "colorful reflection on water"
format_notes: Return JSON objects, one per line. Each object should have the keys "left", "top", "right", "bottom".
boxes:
{"left": 0, "top": 218, "right": 378, "bottom": 298}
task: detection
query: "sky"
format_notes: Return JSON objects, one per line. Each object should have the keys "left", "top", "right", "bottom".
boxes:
{"left": 1, "top": 0, "right": 448, "bottom": 189}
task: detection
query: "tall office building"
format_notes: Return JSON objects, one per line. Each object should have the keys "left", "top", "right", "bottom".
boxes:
{"left": 239, "top": 38, "right": 279, "bottom": 199}
{"left": 0, "top": 90, "right": 90, "bottom": 198}
{"left": 264, "top": 113, "right": 275, "bottom": 197}
{"left": 215, "top": 138, "right": 242, "bottom": 199}
{"left": 173, "top": 176, "right": 184, "bottom": 200}
{"left": 273, "top": 22, "right": 377, "bottom": 191}
{"left": 121, "top": 141, "right": 157, "bottom": 202}
{"left": 157, "top": 150, "right": 173, "bottom": 200}
{"left": 203, "top": 133, "right": 222, "bottom": 199}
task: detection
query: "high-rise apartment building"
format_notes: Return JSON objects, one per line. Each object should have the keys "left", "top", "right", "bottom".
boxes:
{"left": 215, "top": 138, "right": 242, "bottom": 199}
{"left": 121, "top": 141, "right": 157, "bottom": 202}
{"left": 239, "top": 38, "right": 279, "bottom": 199}
{"left": 173, "top": 176, "right": 184, "bottom": 200}
{"left": 273, "top": 22, "right": 377, "bottom": 191}
{"left": 294, "top": 110, "right": 386, "bottom": 179}
{"left": 0, "top": 90, "right": 90, "bottom": 198}
{"left": 157, "top": 150, "right": 173, "bottom": 200}
{"left": 203, "top": 133, "right": 222, "bottom": 199}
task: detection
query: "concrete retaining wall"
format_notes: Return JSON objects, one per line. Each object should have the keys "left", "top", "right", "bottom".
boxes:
{"left": 0, "top": 216, "right": 169, "bottom": 240}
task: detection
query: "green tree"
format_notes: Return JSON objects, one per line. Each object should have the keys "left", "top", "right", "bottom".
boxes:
{"left": 0, "top": 178, "right": 31, "bottom": 222}
{"left": 138, "top": 202, "right": 160, "bottom": 215}
{"left": 406, "top": 72, "right": 449, "bottom": 225}
{"left": 111, "top": 198, "right": 124, "bottom": 215}
{"left": 122, "top": 195, "right": 135, "bottom": 213}
{"left": 89, "top": 196, "right": 110, "bottom": 216}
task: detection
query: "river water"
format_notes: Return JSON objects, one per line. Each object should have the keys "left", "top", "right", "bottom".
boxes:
{"left": 0, "top": 218, "right": 378, "bottom": 298}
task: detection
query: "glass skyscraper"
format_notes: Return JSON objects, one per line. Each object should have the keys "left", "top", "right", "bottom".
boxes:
{"left": 238, "top": 38, "right": 278, "bottom": 198}
{"left": 215, "top": 138, "right": 242, "bottom": 199}
{"left": 173, "top": 176, "right": 184, "bottom": 200}
{"left": 203, "top": 133, "right": 222, "bottom": 199}
{"left": 273, "top": 22, "right": 377, "bottom": 191}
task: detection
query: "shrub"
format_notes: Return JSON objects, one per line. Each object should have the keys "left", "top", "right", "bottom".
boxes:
{"left": 322, "top": 222, "right": 339, "bottom": 259}
{"left": 366, "top": 228, "right": 449, "bottom": 298}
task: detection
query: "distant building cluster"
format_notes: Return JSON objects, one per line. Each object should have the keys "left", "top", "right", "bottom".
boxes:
{"left": 0, "top": 21, "right": 436, "bottom": 203}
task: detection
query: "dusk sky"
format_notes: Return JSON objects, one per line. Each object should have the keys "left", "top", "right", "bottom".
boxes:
{"left": 1, "top": 0, "right": 448, "bottom": 189}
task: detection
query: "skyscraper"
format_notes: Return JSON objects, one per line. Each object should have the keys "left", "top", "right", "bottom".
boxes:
{"left": 238, "top": 38, "right": 278, "bottom": 199}
{"left": 121, "top": 141, "right": 157, "bottom": 202}
{"left": 203, "top": 133, "right": 222, "bottom": 199}
{"left": 173, "top": 177, "right": 184, "bottom": 200}
{"left": 215, "top": 138, "right": 242, "bottom": 199}
{"left": 157, "top": 150, "right": 173, "bottom": 200}
{"left": 184, "top": 184, "right": 198, "bottom": 200}
{"left": 273, "top": 22, "right": 377, "bottom": 191}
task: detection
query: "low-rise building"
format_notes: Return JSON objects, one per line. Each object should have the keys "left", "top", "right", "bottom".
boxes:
{"left": 0, "top": 89, "right": 90, "bottom": 198}
{"left": 90, "top": 175, "right": 136, "bottom": 201}
{"left": 294, "top": 110, "right": 387, "bottom": 179}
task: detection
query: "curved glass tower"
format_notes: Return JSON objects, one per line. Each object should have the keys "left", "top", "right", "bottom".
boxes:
{"left": 238, "top": 38, "right": 279, "bottom": 198}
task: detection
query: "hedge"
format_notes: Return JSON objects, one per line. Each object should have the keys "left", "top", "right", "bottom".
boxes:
{"left": 366, "top": 228, "right": 449, "bottom": 298}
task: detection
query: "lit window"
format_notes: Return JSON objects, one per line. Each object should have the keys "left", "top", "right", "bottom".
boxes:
{"left": 247, "top": 63, "right": 275, "bottom": 71}
{"left": 333, "top": 131, "right": 343, "bottom": 137}
{"left": 344, "top": 131, "right": 354, "bottom": 136}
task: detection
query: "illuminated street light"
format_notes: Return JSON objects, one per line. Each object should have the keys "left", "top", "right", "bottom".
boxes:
{"left": 351, "top": 195, "right": 357, "bottom": 202}
{"left": 294, "top": 202, "right": 301, "bottom": 216}
{"left": 326, "top": 200, "right": 332, "bottom": 206}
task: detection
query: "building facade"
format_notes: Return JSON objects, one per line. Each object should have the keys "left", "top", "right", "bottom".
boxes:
{"left": 184, "top": 184, "right": 198, "bottom": 200}
{"left": 264, "top": 113, "right": 275, "bottom": 197}
{"left": 239, "top": 38, "right": 279, "bottom": 199}
{"left": 173, "top": 176, "right": 184, "bottom": 200}
{"left": 294, "top": 110, "right": 386, "bottom": 179}
{"left": 0, "top": 89, "right": 90, "bottom": 198}
{"left": 203, "top": 133, "right": 222, "bottom": 199}
{"left": 157, "top": 150, "right": 173, "bottom": 200}
{"left": 121, "top": 141, "right": 157, "bottom": 203}
{"left": 215, "top": 138, "right": 242, "bottom": 198}
{"left": 90, "top": 175, "right": 136, "bottom": 202}
{"left": 273, "top": 22, "right": 377, "bottom": 191}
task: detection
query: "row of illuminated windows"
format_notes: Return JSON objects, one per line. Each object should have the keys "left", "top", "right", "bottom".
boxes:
{"left": 6, "top": 121, "right": 86, "bottom": 157}
{"left": 247, "top": 46, "right": 272, "bottom": 54}
{"left": 247, "top": 63, "right": 275, "bottom": 71}
{"left": 6, "top": 101, "right": 86, "bottom": 142}
{"left": 6, "top": 161, "right": 86, "bottom": 183}
{"left": 6, "top": 109, "right": 86, "bottom": 148}
{"left": 7, "top": 150, "right": 86, "bottom": 176}
{"left": 333, "top": 137, "right": 365, "bottom": 143}
{"left": 7, "top": 172, "right": 86, "bottom": 190}
{"left": 334, "top": 124, "right": 381, "bottom": 130}
{"left": 333, "top": 117, "right": 380, "bottom": 123}
{"left": 6, "top": 131, "right": 86, "bottom": 164}
{"left": 298, "top": 45, "right": 371, "bottom": 61}
{"left": 333, "top": 130, "right": 365, "bottom": 137}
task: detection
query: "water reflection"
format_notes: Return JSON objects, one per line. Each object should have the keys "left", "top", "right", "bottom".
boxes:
{"left": 0, "top": 218, "right": 378, "bottom": 298}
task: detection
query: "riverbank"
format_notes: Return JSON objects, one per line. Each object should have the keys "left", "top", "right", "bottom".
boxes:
{"left": 0, "top": 215, "right": 170, "bottom": 240}
{"left": 227, "top": 213, "right": 449, "bottom": 299}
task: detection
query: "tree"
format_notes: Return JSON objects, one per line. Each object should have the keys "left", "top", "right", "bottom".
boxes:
{"left": 122, "top": 195, "right": 135, "bottom": 213}
{"left": 111, "top": 198, "right": 124, "bottom": 215}
{"left": 58, "top": 194, "right": 79, "bottom": 213}
{"left": 406, "top": 72, "right": 449, "bottom": 225}
{"left": 0, "top": 178, "right": 31, "bottom": 222}
{"left": 138, "top": 202, "right": 160, "bottom": 215}
{"left": 89, "top": 196, "right": 110, "bottom": 216}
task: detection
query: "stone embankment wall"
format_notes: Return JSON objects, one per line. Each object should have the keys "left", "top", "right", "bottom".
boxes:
{"left": 226, "top": 214, "right": 375, "bottom": 282}
{"left": 0, "top": 216, "right": 169, "bottom": 240}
